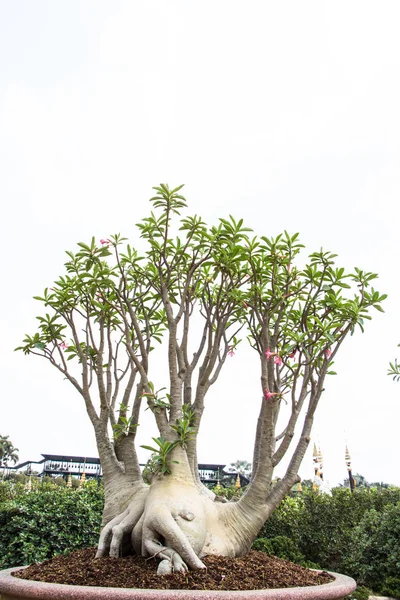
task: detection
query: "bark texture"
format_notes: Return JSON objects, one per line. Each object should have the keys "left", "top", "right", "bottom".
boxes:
{"left": 95, "top": 444, "right": 295, "bottom": 574}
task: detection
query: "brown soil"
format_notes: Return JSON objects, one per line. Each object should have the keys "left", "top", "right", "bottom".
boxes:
{"left": 13, "top": 548, "right": 334, "bottom": 591}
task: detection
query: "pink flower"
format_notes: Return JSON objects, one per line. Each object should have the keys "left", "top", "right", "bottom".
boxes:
{"left": 265, "top": 389, "right": 280, "bottom": 401}
{"left": 100, "top": 239, "right": 110, "bottom": 245}
{"left": 265, "top": 348, "right": 274, "bottom": 360}
{"left": 265, "top": 348, "right": 283, "bottom": 365}
{"left": 228, "top": 347, "right": 235, "bottom": 357}
{"left": 325, "top": 348, "right": 332, "bottom": 359}
{"left": 60, "top": 341, "right": 68, "bottom": 350}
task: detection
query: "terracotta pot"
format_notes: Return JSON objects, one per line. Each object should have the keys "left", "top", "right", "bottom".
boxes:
{"left": 0, "top": 567, "right": 356, "bottom": 600}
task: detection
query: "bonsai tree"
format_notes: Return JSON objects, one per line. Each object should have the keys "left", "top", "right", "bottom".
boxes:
{"left": 16, "top": 185, "right": 386, "bottom": 574}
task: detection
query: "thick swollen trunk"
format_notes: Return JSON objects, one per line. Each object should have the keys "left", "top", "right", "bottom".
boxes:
{"left": 101, "top": 469, "right": 148, "bottom": 525}
{"left": 94, "top": 427, "right": 146, "bottom": 526}
{"left": 96, "top": 445, "right": 272, "bottom": 573}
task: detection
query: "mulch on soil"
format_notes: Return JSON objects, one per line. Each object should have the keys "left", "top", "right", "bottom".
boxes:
{"left": 12, "top": 548, "right": 334, "bottom": 591}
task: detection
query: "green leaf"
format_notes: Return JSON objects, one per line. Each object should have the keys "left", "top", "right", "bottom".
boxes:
{"left": 140, "top": 445, "right": 159, "bottom": 453}
{"left": 373, "top": 305, "right": 384, "bottom": 312}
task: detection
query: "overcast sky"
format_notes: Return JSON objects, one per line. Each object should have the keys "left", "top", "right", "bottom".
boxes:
{"left": 1, "top": 1, "right": 400, "bottom": 488}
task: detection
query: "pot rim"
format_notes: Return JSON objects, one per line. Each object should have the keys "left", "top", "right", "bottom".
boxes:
{"left": 0, "top": 566, "right": 357, "bottom": 600}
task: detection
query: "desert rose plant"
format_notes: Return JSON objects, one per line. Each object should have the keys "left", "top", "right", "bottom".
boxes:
{"left": 16, "top": 184, "right": 386, "bottom": 574}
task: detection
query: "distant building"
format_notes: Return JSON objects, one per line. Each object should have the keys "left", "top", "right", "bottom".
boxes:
{"left": 4, "top": 453, "right": 250, "bottom": 487}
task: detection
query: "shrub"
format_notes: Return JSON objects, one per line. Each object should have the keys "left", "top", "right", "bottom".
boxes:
{"left": 257, "top": 486, "right": 400, "bottom": 579}
{"left": 293, "top": 488, "right": 374, "bottom": 571}
{"left": 344, "top": 502, "right": 400, "bottom": 591}
{"left": 381, "top": 577, "right": 400, "bottom": 599}
{"left": 257, "top": 495, "right": 304, "bottom": 541}
{"left": 345, "top": 585, "right": 373, "bottom": 600}
{"left": 0, "top": 480, "right": 23, "bottom": 503}
{"left": 252, "top": 535, "right": 305, "bottom": 564}
{"left": 212, "top": 485, "right": 245, "bottom": 501}
{"left": 0, "top": 480, "right": 104, "bottom": 568}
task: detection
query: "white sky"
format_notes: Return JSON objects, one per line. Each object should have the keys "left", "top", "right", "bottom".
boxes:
{"left": 1, "top": 0, "right": 400, "bottom": 488}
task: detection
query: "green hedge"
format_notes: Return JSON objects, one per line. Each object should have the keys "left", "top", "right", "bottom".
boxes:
{"left": 344, "top": 502, "right": 400, "bottom": 595}
{"left": 256, "top": 487, "right": 400, "bottom": 597}
{"left": 0, "top": 480, "right": 103, "bottom": 568}
{"left": 252, "top": 535, "right": 310, "bottom": 566}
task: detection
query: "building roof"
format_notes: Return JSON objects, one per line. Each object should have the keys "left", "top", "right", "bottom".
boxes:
{"left": 41, "top": 454, "right": 101, "bottom": 464}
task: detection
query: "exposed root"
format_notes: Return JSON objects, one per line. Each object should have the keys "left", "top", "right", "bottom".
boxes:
{"left": 96, "top": 478, "right": 209, "bottom": 573}
{"left": 96, "top": 510, "right": 129, "bottom": 558}
{"left": 96, "top": 476, "right": 262, "bottom": 574}
{"left": 96, "top": 488, "right": 148, "bottom": 558}
{"left": 144, "top": 539, "right": 189, "bottom": 574}
{"left": 131, "top": 511, "right": 145, "bottom": 555}
{"left": 142, "top": 504, "right": 206, "bottom": 571}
